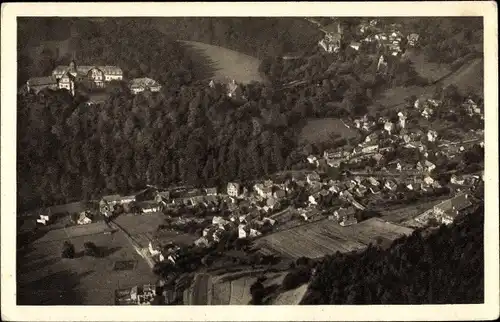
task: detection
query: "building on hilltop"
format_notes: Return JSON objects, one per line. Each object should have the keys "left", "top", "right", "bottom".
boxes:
{"left": 52, "top": 59, "right": 123, "bottom": 89}
{"left": 27, "top": 57, "right": 123, "bottom": 96}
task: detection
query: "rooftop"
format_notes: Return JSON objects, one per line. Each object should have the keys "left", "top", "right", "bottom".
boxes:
{"left": 27, "top": 76, "right": 58, "bottom": 86}
{"left": 53, "top": 64, "right": 123, "bottom": 76}
{"left": 129, "top": 77, "right": 161, "bottom": 89}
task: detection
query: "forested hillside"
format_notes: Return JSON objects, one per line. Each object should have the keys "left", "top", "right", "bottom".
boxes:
{"left": 150, "top": 17, "right": 322, "bottom": 59}
{"left": 17, "top": 19, "right": 410, "bottom": 211}
{"left": 302, "top": 206, "right": 484, "bottom": 304}
{"left": 17, "top": 17, "right": 483, "bottom": 211}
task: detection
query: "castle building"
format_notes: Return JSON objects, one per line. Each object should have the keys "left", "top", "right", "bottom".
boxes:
{"left": 52, "top": 60, "right": 123, "bottom": 91}
{"left": 26, "top": 58, "right": 123, "bottom": 96}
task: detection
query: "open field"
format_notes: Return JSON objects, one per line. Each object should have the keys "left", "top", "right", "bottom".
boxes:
{"left": 212, "top": 280, "right": 232, "bottom": 305}
{"left": 184, "top": 273, "right": 212, "bottom": 305}
{"left": 223, "top": 272, "right": 285, "bottom": 305}
{"left": 274, "top": 283, "right": 309, "bottom": 305}
{"left": 17, "top": 230, "right": 158, "bottom": 305}
{"left": 132, "top": 230, "right": 197, "bottom": 248}
{"left": 254, "top": 217, "right": 414, "bottom": 259}
{"left": 179, "top": 40, "right": 268, "bottom": 84}
{"left": 191, "top": 269, "right": 288, "bottom": 305}
{"left": 377, "top": 49, "right": 483, "bottom": 110}
{"left": 405, "top": 49, "right": 452, "bottom": 82}
{"left": 375, "top": 85, "right": 435, "bottom": 109}
{"left": 31, "top": 221, "right": 113, "bottom": 244}
{"left": 379, "top": 197, "right": 452, "bottom": 224}
{"left": 299, "top": 118, "right": 359, "bottom": 145}
{"left": 228, "top": 275, "right": 255, "bottom": 305}
{"left": 441, "top": 58, "right": 483, "bottom": 95}
{"left": 113, "top": 213, "right": 165, "bottom": 236}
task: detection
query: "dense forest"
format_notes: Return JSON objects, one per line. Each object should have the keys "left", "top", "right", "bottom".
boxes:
{"left": 17, "top": 17, "right": 483, "bottom": 211}
{"left": 397, "top": 17, "right": 484, "bottom": 65}
{"left": 148, "top": 17, "right": 322, "bottom": 59}
{"left": 302, "top": 206, "right": 484, "bottom": 304}
{"left": 17, "top": 19, "right": 412, "bottom": 211}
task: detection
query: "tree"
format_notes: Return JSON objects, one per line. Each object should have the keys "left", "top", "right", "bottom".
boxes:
{"left": 84, "top": 242, "right": 100, "bottom": 257}
{"left": 282, "top": 267, "right": 312, "bottom": 290}
{"left": 250, "top": 280, "right": 265, "bottom": 305}
{"left": 61, "top": 241, "right": 75, "bottom": 259}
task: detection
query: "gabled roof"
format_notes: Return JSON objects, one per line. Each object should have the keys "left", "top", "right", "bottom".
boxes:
{"left": 53, "top": 65, "right": 123, "bottom": 76}
{"left": 129, "top": 77, "right": 161, "bottom": 89}
{"left": 157, "top": 191, "right": 170, "bottom": 198}
{"left": 450, "top": 194, "right": 473, "bottom": 211}
{"left": 101, "top": 194, "right": 123, "bottom": 202}
{"left": 435, "top": 194, "right": 472, "bottom": 213}
{"left": 27, "top": 76, "right": 58, "bottom": 86}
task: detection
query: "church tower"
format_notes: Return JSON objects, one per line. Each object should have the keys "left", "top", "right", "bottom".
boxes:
{"left": 68, "top": 52, "right": 77, "bottom": 76}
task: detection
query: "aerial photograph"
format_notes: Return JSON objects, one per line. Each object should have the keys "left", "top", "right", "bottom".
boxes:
{"left": 16, "top": 16, "right": 484, "bottom": 306}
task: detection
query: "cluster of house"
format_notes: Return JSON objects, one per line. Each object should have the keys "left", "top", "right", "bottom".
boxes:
{"left": 129, "top": 77, "right": 162, "bottom": 95}
{"left": 98, "top": 187, "right": 224, "bottom": 218}
{"left": 190, "top": 179, "right": 294, "bottom": 248}
{"left": 148, "top": 240, "right": 180, "bottom": 265}
{"left": 226, "top": 180, "right": 289, "bottom": 213}
{"left": 413, "top": 193, "right": 474, "bottom": 226}
{"left": 26, "top": 59, "right": 123, "bottom": 96}
{"left": 318, "top": 19, "right": 419, "bottom": 58}
{"left": 413, "top": 96, "right": 442, "bottom": 119}
{"left": 461, "top": 98, "right": 484, "bottom": 119}
{"left": 303, "top": 104, "right": 484, "bottom": 222}
{"left": 413, "top": 95, "right": 484, "bottom": 121}
{"left": 115, "top": 284, "right": 158, "bottom": 305}
{"left": 328, "top": 207, "right": 357, "bottom": 227}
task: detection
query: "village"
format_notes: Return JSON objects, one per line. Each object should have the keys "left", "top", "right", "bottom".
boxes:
{"left": 15, "top": 16, "right": 486, "bottom": 306}
{"left": 315, "top": 17, "right": 419, "bottom": 57}
{"left": 26, "top": 83, "right": 484, "bottom": 304}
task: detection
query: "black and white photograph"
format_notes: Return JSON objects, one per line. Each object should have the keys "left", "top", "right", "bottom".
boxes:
{"left": 1, "top": 2, "right": 498, "bottom": 321}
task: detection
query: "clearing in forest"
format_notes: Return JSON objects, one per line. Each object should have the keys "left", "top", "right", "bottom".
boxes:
{"left": 179, "top": 40, "right": 268, "bottom": 84}
{"left": 405, "top": 49, "right": 452, "bottom": 83}
{"left": 299, "top": 118, "right": 359, "bottom": 145}
{"left": 441, "top": 58, "right": 483, "bottom": 95}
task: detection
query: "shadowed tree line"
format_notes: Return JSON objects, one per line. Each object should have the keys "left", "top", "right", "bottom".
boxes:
{"left": 302, "top": 206, "right": 484, "bottom": 305}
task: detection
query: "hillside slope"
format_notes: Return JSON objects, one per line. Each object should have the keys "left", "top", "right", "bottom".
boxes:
{"left": 180, "top": 40, "right": 268, "bottom": 84}
{"left": 441, "top": 58, "right": 484, "bottom": 95}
